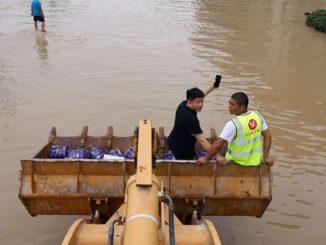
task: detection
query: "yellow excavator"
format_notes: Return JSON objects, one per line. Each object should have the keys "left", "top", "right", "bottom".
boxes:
{"left": 19, "top": 120, "right": 272, "bottom": 244}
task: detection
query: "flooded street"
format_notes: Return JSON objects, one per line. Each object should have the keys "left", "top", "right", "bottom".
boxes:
{"left": 1, "top": 0, "right": 325, "bottom": 244}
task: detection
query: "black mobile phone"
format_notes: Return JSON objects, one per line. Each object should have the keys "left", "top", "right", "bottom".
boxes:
{"left": 214, "top": 75, "right": 222, "bottom": 88}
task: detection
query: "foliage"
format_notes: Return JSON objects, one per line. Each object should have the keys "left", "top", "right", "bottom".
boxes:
{"left": 306, "top": 9, "right": 326, "bottom": 33}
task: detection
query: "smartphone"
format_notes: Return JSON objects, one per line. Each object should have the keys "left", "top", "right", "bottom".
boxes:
{"left": 214, "top": 75, "right": 222, "bottom": 88}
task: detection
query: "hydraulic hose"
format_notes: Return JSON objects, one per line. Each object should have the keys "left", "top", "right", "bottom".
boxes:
{"left": 108, "top": 219, "right": 119, "bottom": 245}
{"left": 163, "top": 193, "right": 175, "bottom": 245}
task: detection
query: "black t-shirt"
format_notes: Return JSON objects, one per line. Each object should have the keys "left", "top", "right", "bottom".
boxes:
{"left": 168, "top": 101, "right": 203, "bottom": 160}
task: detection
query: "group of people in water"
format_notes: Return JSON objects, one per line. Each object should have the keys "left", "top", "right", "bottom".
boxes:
{"left": 168, "top": 75, "right": 274, "bottom": 167}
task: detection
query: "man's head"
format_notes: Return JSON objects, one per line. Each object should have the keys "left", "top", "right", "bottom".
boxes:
{"left": 229, "top": 92, "right": 249, "bottom": 115}
{"left": 186, "top": 87, "right": 205, "bottom": 112}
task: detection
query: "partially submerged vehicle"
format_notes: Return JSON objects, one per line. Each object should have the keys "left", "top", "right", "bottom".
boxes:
{"left": 19, "top": 120, "right": 272, "bottom": 244}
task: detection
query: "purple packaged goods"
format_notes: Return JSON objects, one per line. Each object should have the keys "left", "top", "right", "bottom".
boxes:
{"left": 124, "top": 146, "right": 134, "bottom": 160}
{"left": 196, "top": 150, "right": 216, "bottom": 160}
{"left": 109, "top": 149, "right": 123, "bottom": 157}
{"left": 49, "top": 145, "right": 68, "bottom": 159}
{"left": 90, "top": 147, "right": 105, "bottom": 159}
{"left": 164, "top": 150, "right": 175, "bottom": 160}
{"left": 67, "top": 148, "right": 89, "bottom": 159}
{"left": 197, "top": 150, "right": 207, "bottom": 159}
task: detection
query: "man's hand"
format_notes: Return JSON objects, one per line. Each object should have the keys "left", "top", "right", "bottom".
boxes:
{"left": 204, "top": 75, "right": 222, "bottom": 96}
{"left": 197, "top": 156, "right": 208, "bottom": 166}
{"left": 264, "top": 157, "right": 274, "bottom": 166}
{"left": 216, "top": 155, "right": 228, "bottom": 165}
{"left": 213, "top": 75, "right": 222, "bottom": 88}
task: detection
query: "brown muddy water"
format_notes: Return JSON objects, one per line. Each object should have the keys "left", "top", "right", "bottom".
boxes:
{"left": 1, "top": 0, "right": 325, "bottom": 244}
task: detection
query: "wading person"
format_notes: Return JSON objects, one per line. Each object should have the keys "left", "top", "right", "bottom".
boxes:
{"left": 168, "top": 75, "right": 222, "bottom": 160}
{"left": 31, "top": 0, "right": 46, "bottom": 32}
{"left": 197, "top": 92, "right": 274, "bottom": 166}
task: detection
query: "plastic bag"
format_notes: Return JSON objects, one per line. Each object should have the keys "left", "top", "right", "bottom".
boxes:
{"left": 49, "top": 145, "right": 68, "bottom": 159}
{"left": 67, "top": 148, "right": 89, "bottom": 159}
{"left": 164, "top": 150, "right": 175, "bottom": 160}
{"left": 196, "top": 150, "right": 216, "bottom": 160}
{"left": 90, "top": 147, "right": 105, "bottom": 159}
{"left": 124, "top": 146, "right": 134, "bottom": 160}
{"left": 109, "top": 149, "right": 123, "bottom": 157}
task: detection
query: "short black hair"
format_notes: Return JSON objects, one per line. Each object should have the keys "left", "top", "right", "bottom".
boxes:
{"left": 186, "top": 87, "right": 205, "bottom": 101}
{"left": 231, "top": 92, "right": 249, "bottom": 108}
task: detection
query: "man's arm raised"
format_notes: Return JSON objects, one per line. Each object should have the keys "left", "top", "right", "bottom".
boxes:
{"left": 204, "top": 74, "right": 222, "bottom": 97}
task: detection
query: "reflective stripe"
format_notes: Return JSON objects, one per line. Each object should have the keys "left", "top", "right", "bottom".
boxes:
{"left": 254, "top": 110, "right": 264, "bottom": 125}
{"left": 227, "top": 147, "right": 262, "bottom": 157}
{"left": 126, "top": 213, "right": 159, "bottom": 225}
{"left": 232, "top": 118, "right": 242, "bottom": 134}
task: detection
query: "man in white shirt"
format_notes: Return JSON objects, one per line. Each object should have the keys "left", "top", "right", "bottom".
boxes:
{"left": 197, "top": 92, "right": 274, "bottom": 166}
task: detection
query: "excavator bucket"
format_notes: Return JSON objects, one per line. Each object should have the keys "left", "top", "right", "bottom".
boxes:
{"left": 19, "top": 126, "right": 272, "bottom": 219}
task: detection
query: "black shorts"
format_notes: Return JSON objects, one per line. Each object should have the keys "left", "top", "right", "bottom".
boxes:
{"left": 33, "top": 16, "right": 44, "bottom": 22}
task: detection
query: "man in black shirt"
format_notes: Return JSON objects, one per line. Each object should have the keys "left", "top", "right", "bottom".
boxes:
{"left": 168, "top": 75, "right": 221, "bottom": 160}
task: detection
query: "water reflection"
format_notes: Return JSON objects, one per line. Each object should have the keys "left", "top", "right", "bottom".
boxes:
{"left": 266, "top": 221, "right": 301, "bottom": 230}
{"left": 35, "top": 33, "right": 48, "bottom": 60}
{"left": 280, "top": 212, "right": 310, "bottom": 220}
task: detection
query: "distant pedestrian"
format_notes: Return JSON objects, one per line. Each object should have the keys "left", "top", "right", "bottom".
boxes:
{"left": 31, "top": 0, "right": 45, "bottom": 32}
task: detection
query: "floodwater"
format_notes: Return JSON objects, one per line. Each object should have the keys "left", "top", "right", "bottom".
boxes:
{"left": 0, "top": 0, "right": 325, "bottom": 244}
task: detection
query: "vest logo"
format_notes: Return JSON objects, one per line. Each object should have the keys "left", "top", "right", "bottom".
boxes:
{"left": 248, "top": 119, "right": 257, "bottom": 130}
